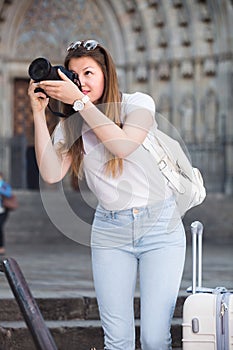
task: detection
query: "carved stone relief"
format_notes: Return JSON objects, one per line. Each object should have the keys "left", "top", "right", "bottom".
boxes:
{"left": 202, "top": 89, "right": 218, "bottom": 142}
{"left": 203, "top": 58, "right": 216, "bottom": 76}
{"left": 158, "top": 62, "right": 170, "bottom": 80}
{"left": 154, "top": 7, "right": 165, "bottom": 27}
{"left": 15, "top": 0, "right": 108, "bottom": 61}
{"left": 180, "top": 60, "right": 194, "bottom": 78}
{"left": 132, "top": 12, "right": 142, "bottom": 32}
{"left": 136, "top": 33, "right": 146, "bottom": 51}
{"left": 177, "top": 7, "right": 189, "bottom": 26}
{"left": 158, "top": 28, "right": 168, "bottom": 48}
{"left": 204, "top": 23, "right": 214, "bottom": 42}
{"left": 199, "top": 3, "right": 211, "bottom": 22}
{"left": 147, "top": 0, "right": 159, "bottom": 7}
{"left": 172, "top": 0, "right": 183, "bottom": 8}
{"left": 135, "top": 63, "right": 148, "bottom": 82}
{"left": 157, "top": 93, "right": 171, "bottom": 117}
{"left": 180, "top": 28, "right": 191, "bottom": 46}
{"left": 178, "top": 93, "right": 195, "bottom": 143}
{"left": 157, "top": 93, "right": 172, "bottom": 135}
{"left": 124, "top": 0, "right": 136, "bottom": 13}
{"left": 0, "top": 0, "right": 14, "bottom": 40}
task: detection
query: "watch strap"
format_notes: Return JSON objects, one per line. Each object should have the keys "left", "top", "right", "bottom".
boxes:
{"left": 81, "top": 95, "right": 90, "bottom": 104}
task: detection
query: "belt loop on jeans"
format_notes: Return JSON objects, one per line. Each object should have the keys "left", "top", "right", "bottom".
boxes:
{"left": 111, "top": 211, "right": 115, "bottom": 219}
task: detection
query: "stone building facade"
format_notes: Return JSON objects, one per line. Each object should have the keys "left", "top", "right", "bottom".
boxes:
{"left": 0, "top": 0, "right": 232, "bottom": 194}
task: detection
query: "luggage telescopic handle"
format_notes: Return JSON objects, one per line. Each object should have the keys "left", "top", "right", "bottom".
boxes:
{"left": 190, "top": 221, "right": 204, "bottom": 294}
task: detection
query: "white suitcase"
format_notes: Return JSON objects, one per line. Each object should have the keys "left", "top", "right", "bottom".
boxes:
{"left": 182, "top": 221, "right": 233, "bottom": 349}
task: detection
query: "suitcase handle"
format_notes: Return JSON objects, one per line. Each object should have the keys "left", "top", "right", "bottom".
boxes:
{"left": 190, "top": 221, "right": 204, "bottom": 294}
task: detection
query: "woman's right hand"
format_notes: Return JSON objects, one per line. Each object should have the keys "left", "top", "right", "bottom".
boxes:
{"left": 28, "top": 80, "right": 49, "bottom": 113}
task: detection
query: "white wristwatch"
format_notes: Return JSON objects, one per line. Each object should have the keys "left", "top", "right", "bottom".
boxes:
{"left": 73, "top": 95, "right": 90, "bottom": 111}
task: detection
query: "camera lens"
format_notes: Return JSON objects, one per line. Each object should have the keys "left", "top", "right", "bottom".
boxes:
{"left": 28, "top": 58, "right": 51, "bottom": 82}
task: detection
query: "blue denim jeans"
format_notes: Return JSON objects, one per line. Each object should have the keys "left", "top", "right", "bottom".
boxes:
{"left": 91, "top": 196, "right": 186, "bottom": 350}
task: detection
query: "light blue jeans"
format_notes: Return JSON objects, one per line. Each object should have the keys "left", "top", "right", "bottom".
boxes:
{"left": 91, "top": 196, "right": 186, "bottom": 350}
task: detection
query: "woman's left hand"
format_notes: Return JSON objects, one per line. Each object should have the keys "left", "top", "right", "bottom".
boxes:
{"left": 37, "top": 69, "right": 82, "bottom": 105}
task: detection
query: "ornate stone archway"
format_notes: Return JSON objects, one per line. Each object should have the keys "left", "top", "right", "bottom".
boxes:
{"left": 0, "top": 0, "right": 232, "bottom": 193}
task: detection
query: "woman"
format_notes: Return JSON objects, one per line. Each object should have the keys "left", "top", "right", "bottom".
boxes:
{"left": 28, "top": 40, "right": 186, "bottom": 350}
{"left": 0, "top": 172, "right": 12, "bottom": 255}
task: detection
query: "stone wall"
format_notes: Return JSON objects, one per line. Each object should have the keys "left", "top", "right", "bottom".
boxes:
{"left": 183, "top": 193, "right": 233, "bottom": 244}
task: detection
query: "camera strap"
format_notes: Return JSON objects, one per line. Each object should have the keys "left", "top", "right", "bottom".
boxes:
{"left": 47, "top": 103, "right": 67, "bottom": 118}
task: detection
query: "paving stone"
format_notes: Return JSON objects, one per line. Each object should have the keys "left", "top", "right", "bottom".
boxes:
{"left": 0, "top": 192, "right": 232, "bottom": 349}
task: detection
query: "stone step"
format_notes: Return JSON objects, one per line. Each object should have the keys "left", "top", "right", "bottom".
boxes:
{"left": 0, "top": 295, "right": 187, "bottom": 322}
{"left": 0, "top": 296, "right": 185, "bottom": 349}
{"left": 0, "top": 318, "right": 183, "bottom": 350}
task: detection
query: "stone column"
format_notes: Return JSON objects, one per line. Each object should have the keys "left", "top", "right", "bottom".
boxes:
{"left": 0, "top": 59, "right": 11, "bottom": 180}
{"left": 218, "top": 58, "right": 233, "bottom": 194}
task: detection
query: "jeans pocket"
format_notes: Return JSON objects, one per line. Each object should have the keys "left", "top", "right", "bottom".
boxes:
{"left": 92, "top": 207, "right": 133, "bottom": 248}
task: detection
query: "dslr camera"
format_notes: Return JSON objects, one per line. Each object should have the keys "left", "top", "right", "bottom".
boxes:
{"left": 28, "top": 57, "right": 81, "bottom": 93}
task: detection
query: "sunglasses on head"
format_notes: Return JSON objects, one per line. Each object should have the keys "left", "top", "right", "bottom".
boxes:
{"left": 66, "top": 40, "right": 99, "bottom": 52}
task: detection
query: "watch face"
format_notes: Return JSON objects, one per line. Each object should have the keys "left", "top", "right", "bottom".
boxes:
{"left": 82, "top": 95, "right": 90, "bottom": 104}
{"left": 74, "top": 100, "right": 84, "bottom": 111}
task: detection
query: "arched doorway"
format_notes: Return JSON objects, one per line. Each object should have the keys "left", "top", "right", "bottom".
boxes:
{"left": 12, "top": 78, "right": 59, "bottom": 189}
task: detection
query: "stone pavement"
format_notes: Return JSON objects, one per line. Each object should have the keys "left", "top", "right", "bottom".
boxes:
{"left": 0, "top": 190, "right": 232, "bottom": 349}
{"left": 0, "top": 239, "right": 232, "bottom": 299}
{"left": 0, "top": 238, "right": 232, "bottom": 350}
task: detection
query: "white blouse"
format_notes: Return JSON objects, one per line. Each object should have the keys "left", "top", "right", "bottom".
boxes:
{"left": 81, "top": 92, "right": 172, "bottom": 210}
{"left": 53, "top": 92, "right": 172, "bottom": 210}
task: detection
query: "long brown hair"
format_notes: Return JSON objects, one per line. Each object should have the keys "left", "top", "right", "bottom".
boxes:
{"left": 58, "top": 42, "right": 123, "bottom": 188}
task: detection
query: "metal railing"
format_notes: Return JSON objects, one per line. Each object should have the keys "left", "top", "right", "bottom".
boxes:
{"left": 0, "top": 257, "right": 57, "bottom": 350}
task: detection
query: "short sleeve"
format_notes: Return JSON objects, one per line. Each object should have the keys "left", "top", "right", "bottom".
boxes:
{"left": 52, "top": 122, "right": 65, "bottom": 145}
{"left": 121, "top": 92, "right": 157, "bottom": 129}
{"left": 123, "top": 92, "right": 156, "bottom": 116}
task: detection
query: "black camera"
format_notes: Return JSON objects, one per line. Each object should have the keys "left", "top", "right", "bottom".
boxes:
{"left": 28, "top": 57, "right": 81, "bottom": 93}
